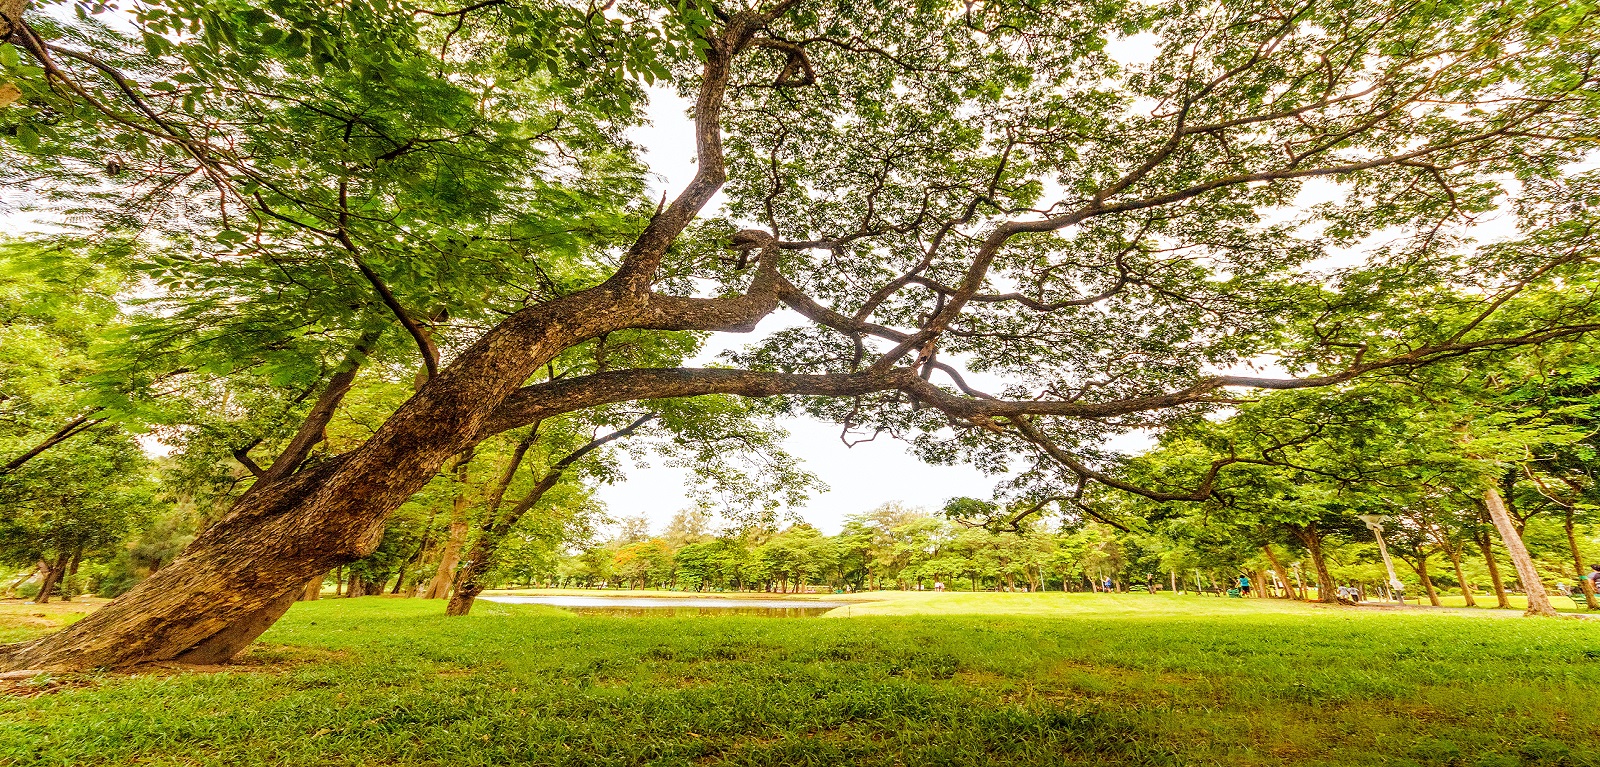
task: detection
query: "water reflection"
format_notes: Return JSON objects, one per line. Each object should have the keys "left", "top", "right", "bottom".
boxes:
{"left": 480, "top": 595, "right": 852, "bottom": 617}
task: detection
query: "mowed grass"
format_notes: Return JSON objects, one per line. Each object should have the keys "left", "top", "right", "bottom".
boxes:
{"left": 0, "top": 595, "right": 1597, "bottom": 767}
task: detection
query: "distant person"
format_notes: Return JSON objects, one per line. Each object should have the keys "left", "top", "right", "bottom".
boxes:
{"left": 1102, "top": 576, "right": 1113, "bottom": 592}
{"left": 1237, "top": 574, "right": 1251, "bottom": 596}
{"left": 1590, "top": 564, "right": 1600, "bottom": 590}
{"left": 933, "top": 580, "right": 945, "bottom": 592}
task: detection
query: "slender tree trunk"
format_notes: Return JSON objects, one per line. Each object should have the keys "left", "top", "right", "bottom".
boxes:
{"left": 424, "top": 452, "right": 475, "bottom": 600}
{"left": 1563, "top": 507, "right": 1600, "bottom": 610}
{"left": 392, "top": 504, "right": 443, "bottom": 595}
{"left": 1406, "top": 553, "right": 1441, "bottom": 606}
{"left": 1473, "top": 525, "right": 1512, "bottom": 608}
{"left": 1293, "top": 525, "right": 1339, "bottom": 604}
{"left": 300, "top": 575, "right": 322, "bottom": 601}
{"left": 1445, "top": 546, "right": 1476, "bottom": 607}
{"left": 1262, "top": 545, "right": 1297, "bottom": 600}
{"left": 59, "top": 548, "right": 81, "bottom": 602}
{"left": 1483, "top": 485, "right": 1557, "bottom": 617}
{"left": 32, "top": 553, "right": 68, "bottom": 605}
{"left": 447, "top": 415, "right": 654, "bottom": 617}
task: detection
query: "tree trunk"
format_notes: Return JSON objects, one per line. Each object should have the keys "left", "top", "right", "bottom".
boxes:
{"left": 1445, "top": 546, "right": 1476, "bottom": 607}
{"left": 1563, "top": 507, "right": 1600, "bottom": 610}
{"left": 32, "top": 552, "right": 67, "bottom": 605}
{"left": 1262, "top": 545, "right": 1298, "bottom": 600}
{"left": 299, "top": 575, "right": 322, "bottom": 601}
{"left": 59, "top": 548, "right": 81, "bottom": 602}
{"left": 1473, "top": 525, "right": 1512, "bottom": 608}
{"left": 1407, "top": 553, "right": 1441, "bottom": 607}
{"left": 424, "top": 452, "right": 475, "bottom": 600}
{"left": 1292, "top": 525, "right": 1339, "bottom": 604}
{"left": 446, "top": 437, "right": 537, "bottom": 616}
{"left": 447, "top": 415, "right": 653, "bottom": 617}
{"left": 0, "top": 277, "right": 647, "bottom": 668}
{"left": 1483, "top": 485, "right": 1557, "bottom": 617}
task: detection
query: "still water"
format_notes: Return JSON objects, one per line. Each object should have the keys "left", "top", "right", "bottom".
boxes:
{"left": 479, "top": 595, "right": 853, "bottom": 617}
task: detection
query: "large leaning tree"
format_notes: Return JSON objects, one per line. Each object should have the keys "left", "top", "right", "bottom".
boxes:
{"left": 2, "top": 0, "right": 1599, "bottom": 669}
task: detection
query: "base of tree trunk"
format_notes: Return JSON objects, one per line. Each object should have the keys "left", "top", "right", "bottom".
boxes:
{"left": 173, "top": 588, "right": 300, "bottom": 665}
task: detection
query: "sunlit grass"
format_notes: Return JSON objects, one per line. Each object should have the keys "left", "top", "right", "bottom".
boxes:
{"left": 2, "top": 595, "right": 1597, "bottom": 766}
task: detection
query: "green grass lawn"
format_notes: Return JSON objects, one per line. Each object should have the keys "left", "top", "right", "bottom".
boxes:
{"left": 2, "top": 594, "right": 1598, "bottom": 766}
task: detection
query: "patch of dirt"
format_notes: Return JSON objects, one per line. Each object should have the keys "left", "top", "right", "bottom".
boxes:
{"left": 129, "top": 644, "right": 350, "bottom": 676}
{"left": 0, "top": 673, "right": 98, "bottom": 698}
{"left": 0, "top": 644, "right": 347, "bottom": 699}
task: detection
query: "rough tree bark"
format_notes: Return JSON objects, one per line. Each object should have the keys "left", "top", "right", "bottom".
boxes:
{"left": 0, "top": 0, "right": 26, "bottom": 50}
{"left": 1482, "top": 485, "right": 1557, "bottom": 617}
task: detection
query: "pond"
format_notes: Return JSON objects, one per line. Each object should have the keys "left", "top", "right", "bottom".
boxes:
{"left": 479, "top": 595, "right": 854, "bottom": 617}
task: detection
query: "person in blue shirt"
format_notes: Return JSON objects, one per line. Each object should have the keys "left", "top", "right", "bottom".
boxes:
{"left": 1237, "top": 574, "right": 1251, "bottom": 596}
